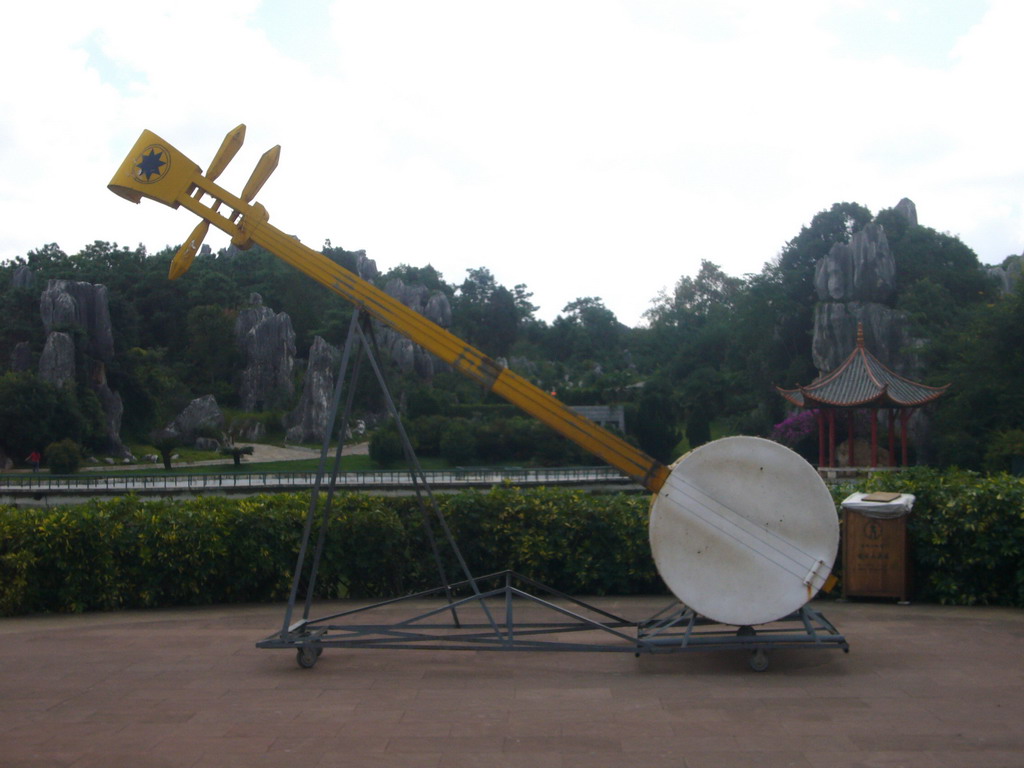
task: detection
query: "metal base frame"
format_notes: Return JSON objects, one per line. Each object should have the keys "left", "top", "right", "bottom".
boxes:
{"left": 257, "top": 569, "right": 849, "bottom": 671}
{"left": 259, "top": 310, "right": 849, "bottom": 672}
{"left": 636, "top": 598, "right": 849, "bottom": 671}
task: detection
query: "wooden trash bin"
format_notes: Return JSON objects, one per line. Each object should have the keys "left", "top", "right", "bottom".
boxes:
{"left": 841, "top": 492, "right": 916, "bottom": 603}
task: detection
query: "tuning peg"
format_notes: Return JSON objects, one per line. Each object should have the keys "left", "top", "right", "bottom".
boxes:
{"left": 206, "top": 124, "right": 246, "bottom": 182}
{"left": 168, "top": 220, "right": 210, "bottom": 280}
{"left": 240, "top": 145, "right": 281, "bottom": 203}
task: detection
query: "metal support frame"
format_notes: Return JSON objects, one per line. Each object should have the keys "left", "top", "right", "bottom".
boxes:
{"left": 260, "top": 310, "right": 849, "bottom": 672}
{"left": 636, "top": 600, "right": 848, "bottom": 671}
{"left": 258, "top": 569, "right": 849, "bottom": 671}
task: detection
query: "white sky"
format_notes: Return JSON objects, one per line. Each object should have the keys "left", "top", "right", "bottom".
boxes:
{"left": 2, "top": 0, "right": 1021, "bottom": 325}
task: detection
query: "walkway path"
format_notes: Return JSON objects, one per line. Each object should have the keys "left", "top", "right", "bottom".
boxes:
{"left": 1, "top": 598, "right": 1022, "bottom": 767}
{"left": 84, "top": 441, "right": 369, "bottom": 473}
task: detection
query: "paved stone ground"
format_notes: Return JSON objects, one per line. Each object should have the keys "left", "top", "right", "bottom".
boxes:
{"left": 1, "top": 598, "right": 1022, "bottom": 767}
{"left": 76, "top": 442, "right": 369, "bottom": 473}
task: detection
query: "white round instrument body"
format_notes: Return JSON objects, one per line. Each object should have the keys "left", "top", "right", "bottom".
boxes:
{"left": 649, "top": 436, "right": 839, "bottom": 627}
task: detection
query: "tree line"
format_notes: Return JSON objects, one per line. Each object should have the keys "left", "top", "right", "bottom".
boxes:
{"left": 0, "top": 200, "right": 1020, "bottom": 472}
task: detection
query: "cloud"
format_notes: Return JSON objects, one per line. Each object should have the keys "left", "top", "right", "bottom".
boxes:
{"left": 1, "top": 0, "right": 1020, "bottom": 325}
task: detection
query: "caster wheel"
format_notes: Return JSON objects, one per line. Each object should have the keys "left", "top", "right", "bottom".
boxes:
{"left": 297, "top": 647, "right": 319, "bottom": 669}
{"left": 749, "top": 648, "right": 769, "bottom": 672}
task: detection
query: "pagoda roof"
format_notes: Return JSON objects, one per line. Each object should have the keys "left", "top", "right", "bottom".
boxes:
{"left": 777, "top": 326, "right": 949, "bottom": 409}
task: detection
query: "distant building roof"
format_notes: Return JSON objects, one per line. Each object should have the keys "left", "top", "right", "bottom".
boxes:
{"left": 777, "top": 326, "right": 948, "bottom": 409}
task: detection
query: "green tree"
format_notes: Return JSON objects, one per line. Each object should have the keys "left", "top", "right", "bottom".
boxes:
{"left": 546, "top": 297, "right": 624, "bottom": 364}
{"left": 381, "top": 263, "right": 450, "bottom": 295}
{"left": 44, "top": 439, "right": 82, "bottom": 474}
{"left": 439, "top": 419, "right": 477, "bottom": 465}
{"left": 368, "top": 425, "right": 405, "bottom": 467}
{"left": 450, "top": 268, "right": 537, "bottom": 358}
{"left": 762, "top": 202, "right": 873, "bottom": 384}
{"left": 0, "top": 373, "right": 95, "bottom": 459}
{"left": 644, "top": 260, "right": 743, "bottom": 328}
{"left": 149, "top": 429, "right": 181, "bottom": 471}
{"left": 410, "top": 414, "right": 448, "bottom": 455}
{"left": 0, "top": 282, "right": 43, "bottom": 367}
{"left": 875, "top": 207, "right": 994, "bottom": 303}
{"left": 185, "top": 304, "right": 239, "bottom": 397}
{"left": 481, "top": 285, "right": 520, "bottom": 358}
{"left": 221, "top": 444, "right": 254, "bottom": 467}
{"left": 631, "top": 381, "right": 681, "bottom": 463}
{"left": 112, "top": 347, "right": 188, "bottom": 442}
{"left": 927, "top": 283, "right": 1024, "bottom": 469}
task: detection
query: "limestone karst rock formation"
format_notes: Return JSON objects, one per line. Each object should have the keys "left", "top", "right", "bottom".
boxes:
{"left": 811, "top": 204, "right": 916, "bottom": 376}
{"left": 377, "top": 277, "right": 453, "bottom": 378}
{"left": 11, "top": 265, "right": 35, "bottom": 290}
{"left": 40, "top": 279, "right": 115, "bottom": 362}
{"left": 37, "top": 279, "right": 128, "bottom": 455}
{"left": 235, "top": 293, "right": 296, "bottom": 411}
{"left": 38, "top": 331, "right": 75, "bottom": 389}
{"left": 809, "top": 199, "right": 937, "bottom": 462}
{"left": 987, "top": 254, "right": 1022, "bottom": 296}
{"left": 893, "top": 197, "right": 918, "bottom": 227}
{"left": 352, "top": 250, "right": 379, "bottom": 282}
{"left": 284, "top": 336, "right": 340, "bottom": 444}
{"left": 167, "top": 395, "right": 225, "bottom": 445}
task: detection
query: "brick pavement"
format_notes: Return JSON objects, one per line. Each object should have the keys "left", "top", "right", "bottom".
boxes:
{"left": 1, "top": 598, "right": 1022, "bottom": 767}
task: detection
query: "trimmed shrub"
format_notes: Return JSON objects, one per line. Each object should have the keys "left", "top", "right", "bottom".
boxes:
{"left": 0, "top": 488, "right": 659, "bottom": 616}
{"left": 439, "top": 419, "right": 477, "bottom": 466}
{"left": 3, "top": 467, "right": 1023, "bottom": 616}
{"left": 44, "top": 439, "right": 82, "bottom": 474}
{"left": 834, "top": 467, "right": 1024, "bottom": 606}
{"left": 368, "top": 426, "right": 405, "bottom": 467}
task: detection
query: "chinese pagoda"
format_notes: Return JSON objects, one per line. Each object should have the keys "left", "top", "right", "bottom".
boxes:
{"left": 776, "top": 325, "right": 948, "bottom": 468}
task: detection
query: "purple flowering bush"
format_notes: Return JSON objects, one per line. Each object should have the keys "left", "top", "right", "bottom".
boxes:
{"left": 770, "top": 409, "right": 819, "bottom": 448}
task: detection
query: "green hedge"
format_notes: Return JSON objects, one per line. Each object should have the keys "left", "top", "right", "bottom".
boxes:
{"left": 3, "top": 468, "right": 1023, "bottom": 616}
{"left": 0, "top": 488, "right": 659, "bottom": 616}
{"left": 833, "top": 467, "right": 1024, "bottom": 607}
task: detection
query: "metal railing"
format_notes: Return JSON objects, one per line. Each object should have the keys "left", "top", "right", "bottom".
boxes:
{"left": 0, "top": 466, "right": 634, "bottom": 495}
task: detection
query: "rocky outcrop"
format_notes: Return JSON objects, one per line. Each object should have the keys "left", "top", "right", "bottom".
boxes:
{"left": 807, "top": 200, "right": 942, "bottom": 465}
{"left": 353, "top": 250, "right": 379, "bottom": 282}
{"left": 235, "top": 294, "right": 296, "bottom": 411}
{"left": 40, "top": 280, "right": 115, "bottom": 362}
{"left": 987, "top": 255, "right": 1022, "bottom": 297}
{"left": 89, "top": 360, "right": 126, "bottom": 455}
{"left": 814, "top": 222, "right": 896, "bottom": 305}
{"left": 285, "top": 336, "right": 340, "bottom": 444}
{"left": 37, "top": 279, "right": 128, "bottom": 455}
{"left": 234, "top": 421, "right": 266, "bottom": 442}
{"left": 812, "top": 302, "right": 915, "bottom": 373}
{"left": 893, "top": 197, "right": 918, "bottom": 226}
{"left": 376, "top": 278, "right": 453, "bottom": 378}
{"left": 812, "top": 215, "right": 915, "bottom": 375}
{"left": 195, "top": 437, "right": 221, "bottom": 452}
{"left": 11, "top": 265, "right": 35, "bottom": 290}
{"left": 168, "top": 395, "right": 224, "bottom": 444}
{"left": 384, "top": 279, "right": 453, "bottom": 327}
{"left": 38, "top": 331, "right": 75, "bottom": 388}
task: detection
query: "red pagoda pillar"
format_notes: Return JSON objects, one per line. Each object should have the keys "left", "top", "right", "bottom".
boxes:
{"left": 847, "top": 410, "right": 856, "bottom": 466}
{"left": 870, "top": 409, "right": 879, "bottom": 467}
{"left": 888, "top": 409, "right": 896, "bottom": 467}
{"left": 900, "top": 409, "right": 909, "bottom": 465}
{"left": 816, "top": 409, "right": 826, "bottom": 467}
{"left": 828, "top": 409, "right": 837, "bottom": 467}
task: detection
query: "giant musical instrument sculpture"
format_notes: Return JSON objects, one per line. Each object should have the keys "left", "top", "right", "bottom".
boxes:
{"left": 110, "top": 126, "right": 847, "bottom": 670}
